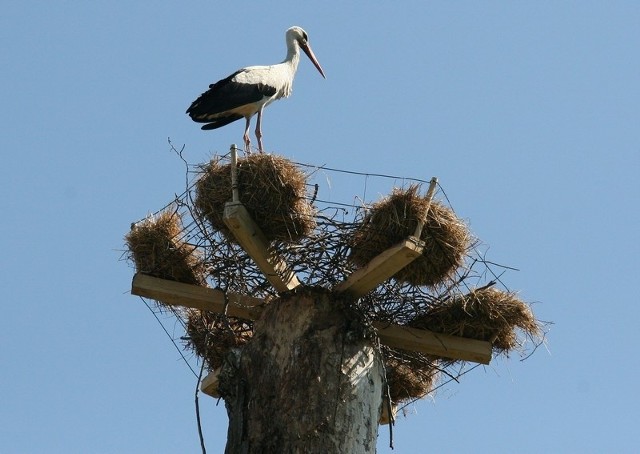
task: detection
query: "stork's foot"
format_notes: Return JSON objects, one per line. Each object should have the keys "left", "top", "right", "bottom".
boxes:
{"left": 243, "top": 138, "right": 252, "bottom": 155}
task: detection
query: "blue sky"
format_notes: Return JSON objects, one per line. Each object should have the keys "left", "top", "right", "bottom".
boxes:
{"left": 2, "top": 2, "right": 639, "bottom": 453}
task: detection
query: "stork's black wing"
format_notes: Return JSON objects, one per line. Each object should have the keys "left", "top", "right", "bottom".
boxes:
{"left": 186, "top": 69, "right": 277, "bottom": 122}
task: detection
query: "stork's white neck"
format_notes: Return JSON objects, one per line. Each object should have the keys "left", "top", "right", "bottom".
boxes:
{"left": 283, "top": 39, "right": 301, "bottom": 72}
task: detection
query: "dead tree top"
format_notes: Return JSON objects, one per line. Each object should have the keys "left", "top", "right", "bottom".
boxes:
{"left": 125, "top": 147, "right": 544, "bottom": 406}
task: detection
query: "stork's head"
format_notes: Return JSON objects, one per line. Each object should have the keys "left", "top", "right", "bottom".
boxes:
{"left": 286, "top": 26, "right": 326, "bottom": 78}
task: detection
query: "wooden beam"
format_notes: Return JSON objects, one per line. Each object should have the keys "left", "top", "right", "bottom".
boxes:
{"left": 334, "top": 237, "right": 424, "bottom": 297}
{"left": 200, "top": 369, "right": 221, "bottom": 398}
{"left": 373, "top": 322, "right": 491, "bottom": 365}
{"left": 223, "top": 202, "right": 300, "bottom": 293}
{"left": 378, "top": 403, "right": 397, "bottom": 426}
{"left": 131, "top": 275, "right": 491, "bottom": 364}
{"left": 131, "top": 273, "right": 264, "bottom": 320}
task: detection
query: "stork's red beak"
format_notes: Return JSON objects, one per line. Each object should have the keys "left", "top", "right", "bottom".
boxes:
{"left": 301, "top": 42, "right": 326, "bottom": 79}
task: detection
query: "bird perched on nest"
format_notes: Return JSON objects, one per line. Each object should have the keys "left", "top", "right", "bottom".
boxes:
{"left": 186, "top": 26, "right": 326, "bottom": 154}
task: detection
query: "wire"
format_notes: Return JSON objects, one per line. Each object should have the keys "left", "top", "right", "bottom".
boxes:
{"left": 140, "top": 297, "right": 198, "bottom": 378}
{"left": 293, "top": 160, "right": 433, "bottom": 184}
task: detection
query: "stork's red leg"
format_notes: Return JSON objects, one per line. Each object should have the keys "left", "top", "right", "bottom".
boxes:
{"left": 255, "top": 108, "right": 265, "bottom": 153}
{"left": 243, "top": 117, "right": 252, "bottom": 154}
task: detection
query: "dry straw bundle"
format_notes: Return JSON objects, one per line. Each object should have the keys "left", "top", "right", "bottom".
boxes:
{"left": 384, "top": 354, "right": 440, "bottom": 404}
{"left": 349, "top": 185, "right": 470, "bottom": 287}
{"left": 184, "top": 309, "right": 253, "bottom": 370}
{"left": 195, "top": 154, "right": 316, "bottom": 243}
{"left": 411, "top": 287, "right": 541, "bottom": 356}
{"left": 125, "top": 210, "right": 206, "bottom": 286}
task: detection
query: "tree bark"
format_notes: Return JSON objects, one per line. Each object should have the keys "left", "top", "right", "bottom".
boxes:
{"left": 219, "top": 287, "right": 383, "bottom": 454}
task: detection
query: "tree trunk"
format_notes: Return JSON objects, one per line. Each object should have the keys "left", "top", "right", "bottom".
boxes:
{"left": 218, "top": 287, "right": 384, "bottom": 454}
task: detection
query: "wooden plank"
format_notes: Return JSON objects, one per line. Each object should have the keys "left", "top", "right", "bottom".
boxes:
{"left": 379, "top": 403, "right": 397, "bottom": 426}
{"left": 200, "top": 370, "right": 220, "bottom": 398}
{"left": 223, "top": 202, "right": 300, "bottom": 293}
{"left": 334, "top": 237, "right": 424, "bottom": 297}
{"left": 131, "top": 273, "right": 264, "bottom": 320}
{"left": 131, "top": 275, "right": 491, "bottom": 364}
{"left": 373, "top": 322, "right": 492, "bottom": 365}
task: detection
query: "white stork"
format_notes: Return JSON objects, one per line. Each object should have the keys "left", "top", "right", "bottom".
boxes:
{"left": 187, "top": 26, "right": 325, "bottom": 153}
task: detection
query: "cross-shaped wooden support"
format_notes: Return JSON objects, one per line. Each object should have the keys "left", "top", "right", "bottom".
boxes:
{"left": 131, "top": 154, "right": 491, "bottom": 408}
{"left": 131, "top": 273, "right": 491, "bottom": 365}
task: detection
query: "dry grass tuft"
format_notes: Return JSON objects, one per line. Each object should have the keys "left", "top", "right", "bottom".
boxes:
{"left": 125, "top": 210, "right": 206, "bottom": 285}
{"left": 385, "top": 354, "right": 439, "bottom": 404}
{"left": 349, "top": 185, "right": 470, "bottom": 287}
{"left": 194, "top": 154, "right": 316, "bottom": 243}
{"left": 184, "top": 309, "right": 253, "bottom": 370}
{"left": 411, "top": 287, "right": 542, "bottom": 355}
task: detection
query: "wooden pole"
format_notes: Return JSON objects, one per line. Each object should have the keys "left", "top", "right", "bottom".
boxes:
{"left": 221, "top": 289, "right": 383, "bottom": 453}
{"left": 230, "top": 144, "right": 240, "bottom": 203}
{"left": 413, "top": 177, "right": 438, "bottom": 239}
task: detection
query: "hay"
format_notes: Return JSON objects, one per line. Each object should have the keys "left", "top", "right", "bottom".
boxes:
{"left": 411, "top": 287, "right": 541, "bottom": 355}
{"left": 349, "top": 185, "right": 470, "bottom": 287}
{"left": 183, "top": 309, "right": 253, "bottom": 370}
{"left": 384, "top": 354, "right": 439, "bottom": 404}
{"left": 194, "top": 154, "right": 316, "bottom": 243}
{"left": 125, "top": 210, "right": 206, "bottom": 285}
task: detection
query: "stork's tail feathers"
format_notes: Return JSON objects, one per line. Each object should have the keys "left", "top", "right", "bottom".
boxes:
{"left": 195, "top": 114, "right": 244, "bottom": 130}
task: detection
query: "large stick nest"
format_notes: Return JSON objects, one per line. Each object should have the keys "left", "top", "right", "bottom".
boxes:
{"left": 194, "top": 154, "right": 316, "bottom": 243}
{"left": 125, "top": 210, "right": 206, "bottom": 286}
{"left": 126, "top": 152, "right": 546, "bottom": 412}
{"left": 348, "top": 185, "right": 470, "bottom": 287}
{"left": 410, "top": 287, "right": 542, "bottom": 355}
